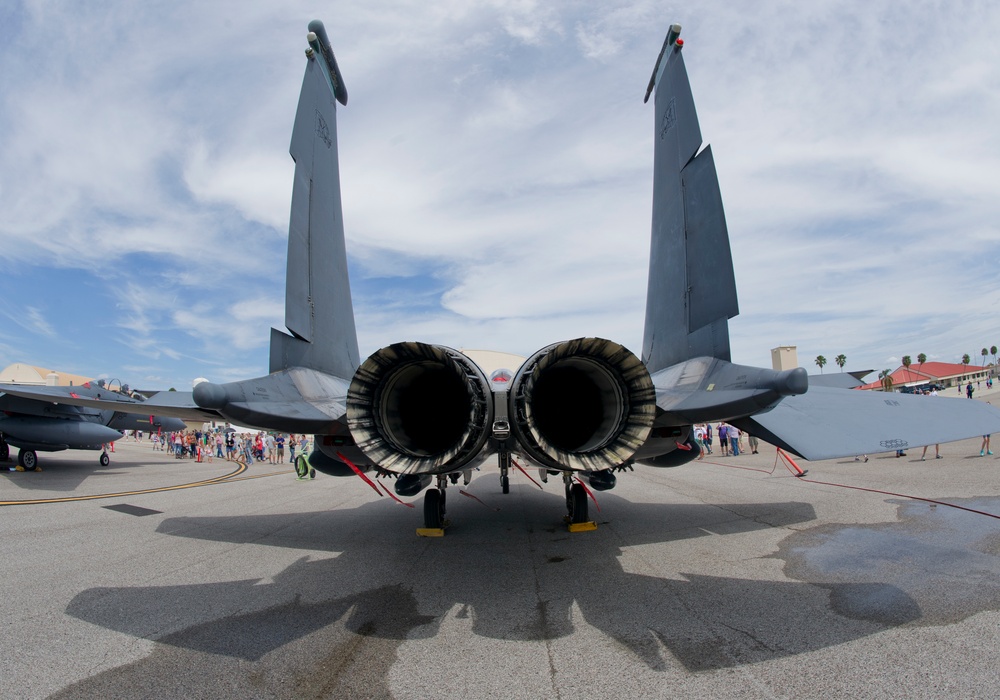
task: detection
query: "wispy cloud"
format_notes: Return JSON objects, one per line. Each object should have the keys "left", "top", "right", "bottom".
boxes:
{"left": 0, "top": 1, "right": 998, "bottom": 390}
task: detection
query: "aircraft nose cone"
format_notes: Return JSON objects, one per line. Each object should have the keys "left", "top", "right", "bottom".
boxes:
{"left": 193, "top": 381, "right": 228, "bottom": 409}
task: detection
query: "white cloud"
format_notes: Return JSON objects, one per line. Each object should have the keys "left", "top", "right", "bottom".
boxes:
{"left": 1, "top": 1, "right": 999, "bottom": 390}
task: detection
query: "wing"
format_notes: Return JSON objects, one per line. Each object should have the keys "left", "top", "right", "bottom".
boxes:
{"left": 0, "top": 383, "right": 220, "bottom": 423}
{"left": 734, "top": 388, "right": 1000, "bottom": 460}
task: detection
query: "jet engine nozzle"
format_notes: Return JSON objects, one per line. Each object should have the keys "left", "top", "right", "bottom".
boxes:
{"left": 347, "top": 342, "right": 493, "bottom": 474}
{"left": 509, "top": 337, "right": 655, "bottom": 471}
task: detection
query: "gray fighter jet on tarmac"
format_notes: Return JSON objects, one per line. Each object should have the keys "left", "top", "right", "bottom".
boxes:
{"left": 0, "top": 380, "right": 186, "bottom": 470}
{"left": 7, "top": 21, "right": 1000, "bottom": 528}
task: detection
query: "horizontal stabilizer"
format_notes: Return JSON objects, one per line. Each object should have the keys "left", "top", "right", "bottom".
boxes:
{"left": 807, "top": 373, "right": 868, "bottom": 389}
{"left": 735, "top": 388, "right": 1000, "bottom": 460}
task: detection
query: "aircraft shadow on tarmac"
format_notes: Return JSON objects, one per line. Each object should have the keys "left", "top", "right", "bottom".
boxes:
{"left": 63, "top": 482, "right": 934, "bottom": 673}
{"left": 0, "top": 458, "right": 130, "bottom": 493}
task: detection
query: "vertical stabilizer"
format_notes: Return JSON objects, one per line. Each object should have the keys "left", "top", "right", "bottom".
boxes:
{"left": 641, "top": 28, "right": 738, "bottom": 375}
{"left": 270, "top": 20, "right": 360, "bottom": 379}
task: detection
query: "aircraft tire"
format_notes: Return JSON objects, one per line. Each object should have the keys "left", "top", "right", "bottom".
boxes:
{"left": 569, "top": 482, "right": 588, "bottom": 524}
{"left": 19, "top": 449, "right": 38, "bottom": 471}
{"left": 309, "top": 468, "right": 316, "bottom": 479}
{"left": 501, "top": 474, "right": 509, "bottom": 494}
{"left": 100, "top": 453, "right": 110, "bottom": 467}
{"left": 423, "top": 488, "right": 444, "bottom": 529}
{"left": 0, "top": 440, "right": 8, "bottom": 462}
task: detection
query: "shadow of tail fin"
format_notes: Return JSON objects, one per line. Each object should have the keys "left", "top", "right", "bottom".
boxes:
{"left": 269, "top": 20, "right": 360, "bottom": 379}
{"left": 641, "top": 26, "right": 738, "bottom": 375}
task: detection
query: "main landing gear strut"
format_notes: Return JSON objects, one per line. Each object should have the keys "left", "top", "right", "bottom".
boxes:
{"left": 564, "top": 472, "right": 596, "bottom": 532}
{"left": 416, "top": 461, "right": 599, "bottom": 536}
{"left": 498, "top": 447, "right": 510, "bottom": 494}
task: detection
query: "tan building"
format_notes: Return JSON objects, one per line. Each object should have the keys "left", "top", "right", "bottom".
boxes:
{"left": 771, "top": 346, "right": 799, "bottom": 371}
{"left": 0, "top": 362, "right": 95, "bottom": 387}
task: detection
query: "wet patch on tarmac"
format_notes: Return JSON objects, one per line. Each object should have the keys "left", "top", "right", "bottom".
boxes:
{"left": 778, "top": 497, "right": 1000, "bottom": 625}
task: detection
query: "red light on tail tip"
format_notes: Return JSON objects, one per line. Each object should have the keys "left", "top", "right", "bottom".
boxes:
{"left": 676, "top": 38, "right": 684, "bottom": 46}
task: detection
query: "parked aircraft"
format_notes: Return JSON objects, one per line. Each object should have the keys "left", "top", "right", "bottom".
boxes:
{"left": 0, "top": 380, "right": 187, "bottom": 470}
{"left": 6, "top": 21, "right": 1000, "bottom": 529}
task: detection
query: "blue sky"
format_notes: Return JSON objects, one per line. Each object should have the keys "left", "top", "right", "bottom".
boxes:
{"left": 1, "top": 1, "right": 999, "bottom": 389}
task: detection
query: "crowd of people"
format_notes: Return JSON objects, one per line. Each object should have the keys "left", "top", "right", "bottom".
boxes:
{"left": 691, "top": 423, "right": 757, "bottom": 459}
{"left": 123, "top": 426, "right": 309, "bottom": 465}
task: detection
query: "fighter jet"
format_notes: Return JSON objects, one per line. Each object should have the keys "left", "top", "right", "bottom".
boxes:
{"left": 7, "top": 21, "right": 1000, "bottom": 529}
{"left": 0, "top": 379, "right": 187, "bottom": 470}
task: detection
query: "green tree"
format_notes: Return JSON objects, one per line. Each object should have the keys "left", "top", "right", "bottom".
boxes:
{"left": 982, "top": 348, "right": 989, "bottom": 366}
{"left": 991, "top": 345, "right": 998, "bottom": 366}
{"left": 834, "top": 354, "right": 847, "bottom": 371}
{"left": 962, "top": 353, "right": 971, "bottom": 367}
{"left": 917, "top": 353, "right": 927, "bottom": 372}
{"left": 815, "top": 355, "right": 827, "bottom": 373}
{"left": 902, "top": 355, "right": 912, "bottom": 374}
{"left": 879, "top": 369, "right": 894, "bottom": 392}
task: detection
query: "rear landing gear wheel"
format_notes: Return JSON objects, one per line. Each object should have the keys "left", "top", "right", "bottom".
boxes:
{"left": 18, "top": 449, "right": 38, "bottom": 471}
{"left": 423, "top": 488, "right": 445, "bottom": 529}
{"left": 501, "top": 474, "right": 509, "bottom": 494}
{"left": 100, "top": 452, "right": 110, "bottom": 467}
{"left": 568, "top": 482, "right": 588, "bottom": 524}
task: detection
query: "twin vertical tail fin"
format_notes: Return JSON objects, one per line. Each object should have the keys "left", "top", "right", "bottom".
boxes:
{"left": 641, "top": 26, "right": 739, "bottom": 375}
{"left": 269, "top": 20, "right": 360, "bottom": 380}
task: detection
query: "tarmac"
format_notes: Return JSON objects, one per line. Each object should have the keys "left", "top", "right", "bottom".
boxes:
{"left": 2, "top": 397, "right": 1000, "bottom": 699}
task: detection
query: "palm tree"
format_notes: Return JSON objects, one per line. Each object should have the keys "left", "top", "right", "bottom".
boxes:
{"left": 917, "top": 353, "right": 926, "bottom": 373}
{"left": 992, "top": 345, "right": 998, "bottom": 367}
{"left": 962, "top": 353, "right": 971, "bottom": 367}
{"left": 815, "top": 355, "right": 827, "bottom": 373}
{"left": 834, "top": 354, "right": 847, "bottom": 372}
{"left": 982, "top": 348, "right": 989, "bottom": 366}
{"left": 879, "top": 369, "right": 894, "bottom": 392}
{"left": 902, "top": 355, "right": 912, "bottom": 375}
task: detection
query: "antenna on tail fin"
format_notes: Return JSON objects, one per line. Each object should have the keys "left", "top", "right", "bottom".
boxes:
{"left": 641, "top": 26, "right": 739, "bottom": 375}
{"left": 269, "top": 21, "right": 361, "bottom": 380}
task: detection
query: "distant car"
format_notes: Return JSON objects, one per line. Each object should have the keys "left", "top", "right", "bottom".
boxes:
{"left": 901, "top": 383, "right": 946, "bottom": 394}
